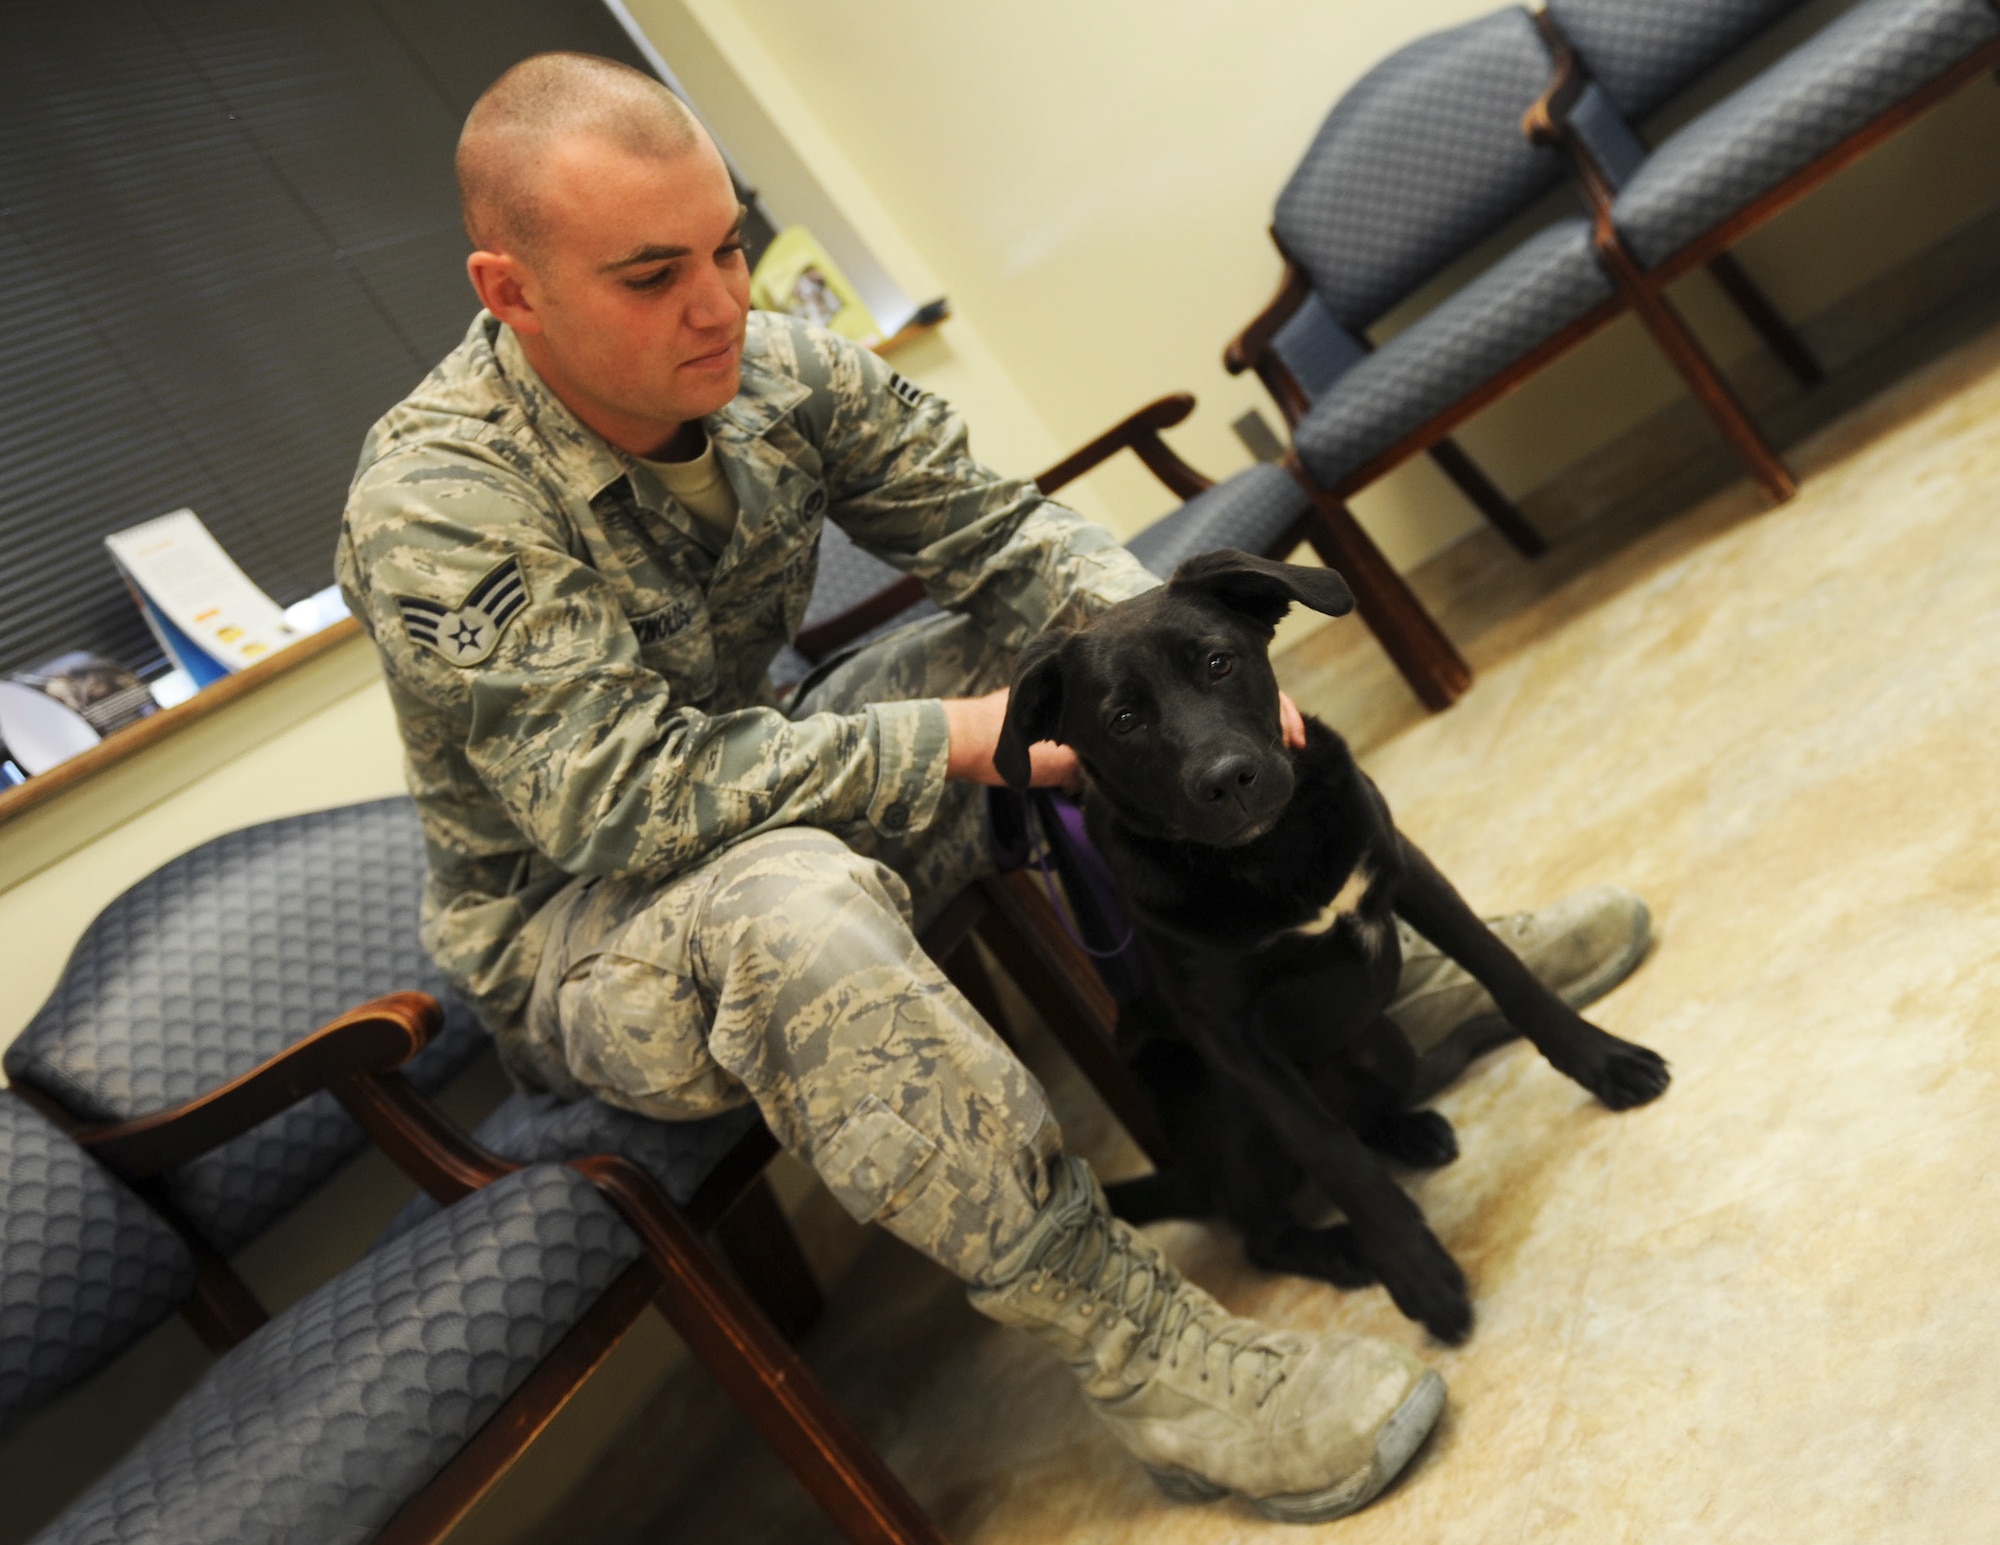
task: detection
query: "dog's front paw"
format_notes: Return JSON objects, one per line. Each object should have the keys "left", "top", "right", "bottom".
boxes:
{"left": 1364, "top": 1108, "right": 1459, "bottom": 1168}
{"left": 1571, "top": 1037, "right": 1671, "bottom": 1110}
{"left": 1362, "top": 1225, "right": 1472, "bottom": 1345}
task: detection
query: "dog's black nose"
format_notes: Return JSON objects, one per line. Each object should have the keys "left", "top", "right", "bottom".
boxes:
{"left": 1199, "top": 754, "right": 1259, "bottom": 804}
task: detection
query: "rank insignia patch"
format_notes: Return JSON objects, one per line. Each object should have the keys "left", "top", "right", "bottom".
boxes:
{"left": 396, "top": 556, "right": 529, "bottom": 667}
{"left": 886, "top": 372, "right": 925, "bottom": 410}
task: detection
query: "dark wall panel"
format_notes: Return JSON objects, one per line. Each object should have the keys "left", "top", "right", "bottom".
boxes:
{"left": 0, "top": 0, "right": 729, "bottom": 678}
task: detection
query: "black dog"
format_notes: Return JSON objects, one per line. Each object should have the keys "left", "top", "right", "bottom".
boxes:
{"left": 993, "top": 550, "right": 1669, "bottom": 1343}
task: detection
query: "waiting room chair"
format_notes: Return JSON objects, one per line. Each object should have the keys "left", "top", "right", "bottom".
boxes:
{"left": 1223, "top": 5, "right": 1905, "bottom": 707}
{"left": 3, "top": 800, "right": 493, "bottom": 1346}
{"left": 784, "top": 392, "right": 1320, "bottom": 679}
{"left": 3, "top": 796, "right": 848, "bottom": 1341}
{"left": 5, "top": 994, "right": 944, "bottom": 1545}
{"left": 1525, "top": 0, "right": 2000, "bottom": 493}
{"left": 1221, "top": 7, "right": 1613, "bottom": 708}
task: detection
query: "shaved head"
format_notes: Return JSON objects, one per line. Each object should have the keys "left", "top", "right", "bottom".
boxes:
{"left": 457, "top": 52, "right": 703, "bottom": 264}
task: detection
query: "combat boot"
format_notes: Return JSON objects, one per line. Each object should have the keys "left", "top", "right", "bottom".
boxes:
{"left": 970, "top": 1158, "right": 1443, "bottom": 1522}
{"left": 1393, "top": 885, "right": 1653, "bottom": 1099}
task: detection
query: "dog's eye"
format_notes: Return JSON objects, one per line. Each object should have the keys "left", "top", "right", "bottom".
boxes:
{"left": 1109, "top": 709, "right": 1139, "bottom": 735}
{"left": 1207, "top": 652, "right": 1233, "bottom": 680}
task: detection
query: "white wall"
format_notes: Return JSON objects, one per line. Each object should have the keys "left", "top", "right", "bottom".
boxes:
{"left": 658, "top": 0, "right": 2000, "bottom": 567}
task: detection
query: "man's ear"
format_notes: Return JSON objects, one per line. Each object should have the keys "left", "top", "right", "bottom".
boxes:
{"left": 466, "top": 250, "right": 542, "bottom": 335}
{"left": 994, "top": 629, "right": 1071, "bottom": 791}
{"left": 1168, "top": 549, "right": 1356, "bottom": 632}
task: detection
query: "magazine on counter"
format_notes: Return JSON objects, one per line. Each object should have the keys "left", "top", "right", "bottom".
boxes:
{"left": 0, "top": 651, "right": 155, "bottom": 779}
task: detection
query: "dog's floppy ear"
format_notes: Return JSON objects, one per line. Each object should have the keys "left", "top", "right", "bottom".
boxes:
{"left": 994, "top": 628, "right": 1071, "bottom": 791}
{"left": 1168, "top": 549, "right": 1356, "bottom": 632}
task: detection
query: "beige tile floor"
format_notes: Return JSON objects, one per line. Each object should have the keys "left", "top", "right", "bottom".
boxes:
{"left": 554, "top": 319, "right": 2000, "bottom": 1545}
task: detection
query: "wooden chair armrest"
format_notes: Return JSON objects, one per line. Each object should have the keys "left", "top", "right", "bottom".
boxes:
{"left": 332, "top": 1065, "right": 520, "bottom": 1205}
{"left": 1523, "top": 16, "right": 1621, "bottom": 217}
{"left": 1521, "top": 23, "right": 1589, "bottom": 147}
{"left": 75, "top": 991, "right": 441, "bottom": 1180}
{"left": 1033, "top": 392, "right": 1211, "bottom": 502}
{"left": 1223, "top": 251, "right": 1312, "bottom": 378}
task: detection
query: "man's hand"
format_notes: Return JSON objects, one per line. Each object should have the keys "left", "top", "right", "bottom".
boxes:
{"left": 943, "top": 687, "right": 1309, "bottom": 789}
{"left": 1279, "top": 689, "right": 1307, "bottom": 750}
{"left": 943, "top": 689, "right": 1079, "bottom": 789}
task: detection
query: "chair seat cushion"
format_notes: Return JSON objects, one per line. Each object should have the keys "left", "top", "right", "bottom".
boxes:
{"left": 34, "top": 1164, "right": 640, "bottom": 1545}
{"left": 1124, "top": 465, "right": 1313, "bottom": 579}
{"left": 0, "top": 1097, "right": 195, "bottom": 1434}
{"left": 5, "top": 799, "right": 491, "bottom": 1255}
{"left": 1292, "top": 217, "right": 1615, "bottom": 490}
{"left": 380, "top": 1091, "right": 763, "bottom": 1243}
{"left": 1612, "top": 0, "right": 2000, "bottom": 268}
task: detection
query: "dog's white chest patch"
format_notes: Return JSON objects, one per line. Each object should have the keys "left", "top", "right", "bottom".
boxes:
{"left": 1293, "top": 863, "right": 1375, "bottom": 938}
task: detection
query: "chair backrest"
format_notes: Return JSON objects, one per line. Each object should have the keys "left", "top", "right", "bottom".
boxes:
{"left": 1544, "top": 0, "right": 1813, "bottom": 120}
{"left": 798, "top": 523, "right": 910, "bottom": 639}
{"left": 0, "top": 1095, "right": 196, "bottom": 1435}
{"left": 5, "top": 798, "right": 488, "bottom": 1254}
{"left": 1273, "top": 7, "right": 1567, "bottom": 333}
{"left": 788, "top": 522, "right": 938, "bottom": 668}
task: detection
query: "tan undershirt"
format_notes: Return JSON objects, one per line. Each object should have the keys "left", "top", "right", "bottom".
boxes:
{"left": 637, "top": 431, "right": 741, "bottom": 545}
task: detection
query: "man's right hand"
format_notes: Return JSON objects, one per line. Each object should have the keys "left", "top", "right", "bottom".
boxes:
{"left": 942, "top": 689, "right": 1080, "bottom": 790}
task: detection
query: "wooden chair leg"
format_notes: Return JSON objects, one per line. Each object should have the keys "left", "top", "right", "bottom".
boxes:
{"left": 1282, "top": 476, "right": 1472, "bottom": 711}
{"left": 579, "top": 1157, "right": 949, "bottom": 1545}
{"left": 1597, "top": 235, "right": 1797, "bottom": 505}
{"left": 712, "top": 1171, "right": 823, "bottom": 1344}
{"left": 1425, "top": 438, "right": 1547, "bottom": 558}
{"left": 973, "top": 873, "right": 1175, "bottom": 1172}
{"left": 1704, "top": 251, "right": 1824, "bottom": 389}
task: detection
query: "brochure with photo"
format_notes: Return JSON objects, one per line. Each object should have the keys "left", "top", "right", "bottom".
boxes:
{"left": 0, "top": 651, "right": 155, "bottom": 777}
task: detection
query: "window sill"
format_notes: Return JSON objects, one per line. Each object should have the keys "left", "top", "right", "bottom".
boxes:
{"left": 0, "top": 618, "right": 378, "bottom": 889}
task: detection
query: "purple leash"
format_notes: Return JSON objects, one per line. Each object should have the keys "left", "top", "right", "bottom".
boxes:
{"left": 1027, "top": 793, "right": 1136, "bottom": 961}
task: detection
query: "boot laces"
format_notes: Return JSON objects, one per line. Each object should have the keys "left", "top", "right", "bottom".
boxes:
{"left": 1033, "top": 1206, "right": 1289, "bottom": 1405}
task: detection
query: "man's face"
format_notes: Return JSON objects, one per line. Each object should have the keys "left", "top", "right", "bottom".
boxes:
{"left": 502, "top": 132, "right": 751, "bottom": 453}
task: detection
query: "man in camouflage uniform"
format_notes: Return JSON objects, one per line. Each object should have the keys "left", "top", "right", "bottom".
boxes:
{"left": 339, "top": 53, "right": 1646, "bottom": 1520}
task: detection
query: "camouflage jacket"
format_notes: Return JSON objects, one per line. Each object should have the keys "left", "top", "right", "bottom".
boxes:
{"left": 337, "top": 309, "right": 1155, "bottom": 1037}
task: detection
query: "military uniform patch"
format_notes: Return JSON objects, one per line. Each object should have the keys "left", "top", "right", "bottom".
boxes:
{"left": 396, "top": 556, "right": 529, "bottom": 667}
{"left": 886, "top": 372, "right": 925, "bottom": 410}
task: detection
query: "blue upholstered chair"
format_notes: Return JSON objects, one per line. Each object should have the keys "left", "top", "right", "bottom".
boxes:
{"left": 0, "top": 1093, "right": 196, "bottom": 1439}
{"left": 2, "top": 999, "right": 944, "bottom": 1545}
{"left": 4, "top": 792, "right": 844, "bottom": 1335}
{"left": 1219, "top": 7, "right": 1617, "bottom": 709}
{"left": 26, "top": 1161, "right": 650, "bottom": 1545}
{"left": 4, "top": 799, "right": 488, "bottom": 1275}
{"left": 1527, "top": 0, "right": 2000, "bottom": 498}
{"left": 775, "top": 391, "right": 1315, "bottom": 695}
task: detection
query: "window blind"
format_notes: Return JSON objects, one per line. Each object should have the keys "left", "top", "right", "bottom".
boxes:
{"left": 0, "top": 0, "right": 770, "bottom": 678}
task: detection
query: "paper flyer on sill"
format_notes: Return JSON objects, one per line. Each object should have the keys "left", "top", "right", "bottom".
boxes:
{"left": 104, "top": 509, "right": 299, "bottom": 680}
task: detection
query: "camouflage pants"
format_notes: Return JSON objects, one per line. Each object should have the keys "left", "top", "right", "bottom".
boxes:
{"left": 522, "top": 612, "right": 1061, "bottom": 1285}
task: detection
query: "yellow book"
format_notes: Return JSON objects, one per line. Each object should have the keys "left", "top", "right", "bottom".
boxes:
{"left": 750, "top": 226, "right": 882, "bottom": 345}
